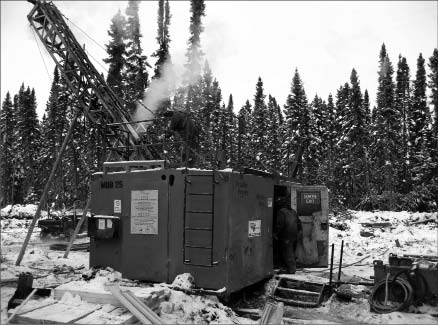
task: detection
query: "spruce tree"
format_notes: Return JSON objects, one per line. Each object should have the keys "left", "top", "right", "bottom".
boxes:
{"left": 184, "top": 0, "right": 205, "bottom": 84}
{"left": 266, "top": 95, "right": 283, "bottom": 172}
{"left": 104, "top": 9, "right": 127, "bottom": 101}
{"left": 410, "top": 53, "right": 431, "bottom": 185}
{"left": 332, "top": 83, "right": 350, "bottom": 205}
{"left": 371, "top": 43, "right": 398, "bottom": 199}
{"left": 251, "top": 77, "right": 269, "bottom": 169}
{"left": 0, "top": 92, "right": 16, "bottom": 205}
{"left": 179, "top": 0, "right": 206, "bottom": 140}
{"left": 219, "top": 94, "right": 236, "bottom": 167}
{"left": 325, "top": 93, "right": 337, "bottom": 188}
{"left": 39, "top": 68, "right": 67, "bottom": 207}
{"left": 15, "top": 85, "right": 41, "bottom": 203}
{"left": 306, "top": 95, "right": 324, "bottom": 184}
{"left": 237, "top": 100, "right": 253, "bottom": 167}
{"left": 426, "top": 49, "right": 438, "bottom": 209}
{"left": 429, "top": 49, "right": 438, "bottom": 151}
{"left": 343, "top": 69, "right": 368, "bottom": 205}
{"left": 283, "top": 69, "right": 310, "bottom": 179}
{"left": 152, "top": 0, "right": 172, "bottom": 80}
{"left": 394, "top": 55, "right": 411, "bottom": 193}
{"left": 124, "top": 0, "right": 150, "bottom": 114}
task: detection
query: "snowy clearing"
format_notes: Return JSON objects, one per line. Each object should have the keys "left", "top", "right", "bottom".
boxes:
{"left": 1, "top": 207, "right": 437, "bottom": 324}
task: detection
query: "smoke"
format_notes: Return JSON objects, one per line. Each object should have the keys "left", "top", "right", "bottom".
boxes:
{"left": 132, "top": 46, "right": 204, "bottom": 129}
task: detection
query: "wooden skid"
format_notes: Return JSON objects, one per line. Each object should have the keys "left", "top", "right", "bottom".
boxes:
{"left": 9, "top": 301, "right": 100, "bottom": 324}
{"left": 8, "top": 301, "right": 138, "bottom": 325}
{"left": 8, "top": 285, "right": 168, "bottom": 324}
{"left": 53, "top": 287, "right": 167, "bottom": 310}
{"left": 76, "top": 306, "right": 137, "bottom": 324}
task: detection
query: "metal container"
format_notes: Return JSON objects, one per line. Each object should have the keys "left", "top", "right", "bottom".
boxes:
{"left": 89, "top": 163, "right": 329, "bottom": 293}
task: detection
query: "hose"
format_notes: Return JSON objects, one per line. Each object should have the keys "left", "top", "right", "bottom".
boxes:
{"left": 368, "top": 275, "right": 413, "bottom": 313}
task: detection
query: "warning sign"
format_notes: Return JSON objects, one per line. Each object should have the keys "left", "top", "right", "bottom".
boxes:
{"left": 131, "top": 190, "right": 158, "bottom": 234}
{"left": 114, "top": 200, "right": 121, "bottom": 213}
{"left": 98, "top": 219, "right": 105, "bottom": 230}
{"left": 248, "top": 220, "right": 261, "bottom": 237}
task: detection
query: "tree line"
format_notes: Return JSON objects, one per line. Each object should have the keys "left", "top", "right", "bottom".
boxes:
{"left": 1, "top": 0, "right": 437, "bottom": 212}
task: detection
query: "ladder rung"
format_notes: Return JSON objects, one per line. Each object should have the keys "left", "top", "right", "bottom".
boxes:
{"left": 275, "top": 286, "right": 320, "bottom": 296}
{"left": 184, "top": 245, "right": 212, "bottom": 249}
{"left": 186, "top": 211, "right": 213, "bottom": 214}
{"left": 188, "top": 193, "right": 213, "bottom": 196}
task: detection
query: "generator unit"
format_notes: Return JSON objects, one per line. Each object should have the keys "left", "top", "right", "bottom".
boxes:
{"left": 89, "top": 161, "right": 329, "bottom": 293}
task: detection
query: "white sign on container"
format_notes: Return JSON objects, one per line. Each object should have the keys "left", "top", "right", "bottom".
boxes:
{"left": 248, "top": 220, "right": 261, "bottom": 237}
{"left": 98, "top": 219, "right": 105, "bottom": 230}
{"left": 114, "top": 199, "right": 121, "bottom": 213}
{"left": 131, "top": 190, "right": 158, "bottom": 234}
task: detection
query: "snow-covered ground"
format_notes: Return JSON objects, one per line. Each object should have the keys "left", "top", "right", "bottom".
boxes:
{"left": 283, "top": 209, "right": 438, "bottom": 324}
{"left": 328, "top": 210, "right": 437, "bottom": 281}
{"left": 1, "top": 207, "right": 437, "bottom": 324}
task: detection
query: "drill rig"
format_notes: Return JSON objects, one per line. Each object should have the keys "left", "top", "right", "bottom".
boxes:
{"left": 26, "top": 0, "right": 162, "bottom": 161}
{"left": 17, "top": 0, "right": 169, "bottom": 265}
{"left": 18, "top": 2, "right": 329, "bottom": 297}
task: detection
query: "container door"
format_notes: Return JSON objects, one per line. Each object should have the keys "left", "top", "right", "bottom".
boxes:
{"left": 121, "top": 177, "right": 169, "bottom": 281}
{"left": 291, "top": 186, "right": 329, "bottom": 267}
{"left": 183, "top": 175, "right": 214, "bottom": 266}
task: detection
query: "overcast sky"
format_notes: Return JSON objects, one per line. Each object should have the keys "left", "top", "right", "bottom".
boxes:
{"left": 1, "top": 1, "right": 437, "bottom": 119}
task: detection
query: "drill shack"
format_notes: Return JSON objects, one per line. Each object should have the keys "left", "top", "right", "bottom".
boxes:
{"left": 88, "top": 161, "right": 329, "bottom": 293}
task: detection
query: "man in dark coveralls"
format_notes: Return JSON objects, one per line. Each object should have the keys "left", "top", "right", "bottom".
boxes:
{"left": 276, "top": 198, "right": 302, "bottom": 274}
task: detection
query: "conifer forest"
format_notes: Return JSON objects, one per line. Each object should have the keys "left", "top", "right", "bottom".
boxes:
{"left": 1, "top": 0, "right": 437, "bottom": 213}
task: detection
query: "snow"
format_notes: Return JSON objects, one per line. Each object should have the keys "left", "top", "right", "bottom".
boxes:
{"left": 161, "top": 290, "right": 252, "bottom": 324}
{"left": 1, "top": 205, "right": 437, "bottom": 324}
{"left": 171, "top": 273, "right": 195, "bottom": 290}
{"left": 1, "top": 216, "right": 88, "bottom": 283}
{"left": 1, "top": 204, "right": 48, "bottom": 219}
{"left": 328, "top": 210, "right": 437, "bottom": 280}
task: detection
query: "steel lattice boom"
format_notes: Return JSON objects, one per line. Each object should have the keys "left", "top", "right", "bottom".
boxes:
{"left": 27, "top": 0, "right": 161, "bottom": 160}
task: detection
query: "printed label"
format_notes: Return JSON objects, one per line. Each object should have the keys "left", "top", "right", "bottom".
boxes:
{"left": 114, "top": 200, "right": 121, "bottom": 213}
{"left": 248, "top": 220, "right": 261, "bottom": 237}
{"left": 267, "top": 198, "right": 273, "bottom": 207}
{"left": 131, "top": 190, "right": 158, "bottom": 234}
{"left": 98, "top": 219, "right": 105, "bottom": 230}
{"left": 107, "top": 219, "right": 113, "bottom": 228}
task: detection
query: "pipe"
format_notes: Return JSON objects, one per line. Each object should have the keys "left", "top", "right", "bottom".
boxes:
{"left": 337, "top": 240, "right": 344, "bottom": 283}
{"left": 329, "top": 243, "right": 335, "bottom": 293}
{"left": 16, "top": 110, "right": 79, "bottom": 266}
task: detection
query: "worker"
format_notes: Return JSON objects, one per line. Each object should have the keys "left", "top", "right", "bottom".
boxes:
{"left": 275, "top": 198, "right": 302, "bottom": 274}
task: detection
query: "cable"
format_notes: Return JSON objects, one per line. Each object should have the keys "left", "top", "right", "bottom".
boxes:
{"left": 31, "top": 26, "right": 52, "bottom": 83}
{"left": 61, "top": 10, "right": 158, "bottom": 119}
{"left": 84, "top": 48, "right": 109, "bottom": 74}
{"left": 368, "top": 274, "right": 413, "bottom": 314}
{"left": 61, "top": 13, "right": 107, "bottom": 53}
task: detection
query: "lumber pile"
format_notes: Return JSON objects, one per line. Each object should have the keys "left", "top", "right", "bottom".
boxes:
{"left": 107, "top": 285, "right": 163, "bottom": 324}
{"left": 7, "top": 280, "right": 169, "bottom": 324}
{"left": 54, "top": 282, "right": 169, "bottom": 311}
{"left": 7, "top": 296, "right": 101, "bottom": 324}
{"left": 258, "top": 301, "right": 284, "bottom": 324}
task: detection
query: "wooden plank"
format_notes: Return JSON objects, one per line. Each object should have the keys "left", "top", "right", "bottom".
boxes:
{"left": 15, "top": 110, "right": 79, "bottom": 266}
{"left": 123, "top": 290, "right": 163, "bottom": 324}
{"left": 13, "top": 302, "right": 100, "bottom": 324}
{"left": 7, "top": 300, "right": 57, "bottom": 317}
{"left": 75, "top": 306, "right": 136, "bottom": 324}
{"left": 64, "top": 197, "right": 90, "bottom": 258}
{"left": 54, "top": 287, "right": 166, "bottom": 309}
{"left": 107, "top": 286, "right": 151, "bottom": 324}
{"left": 6, "top": 288, "right": 37, "bottom": 324}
